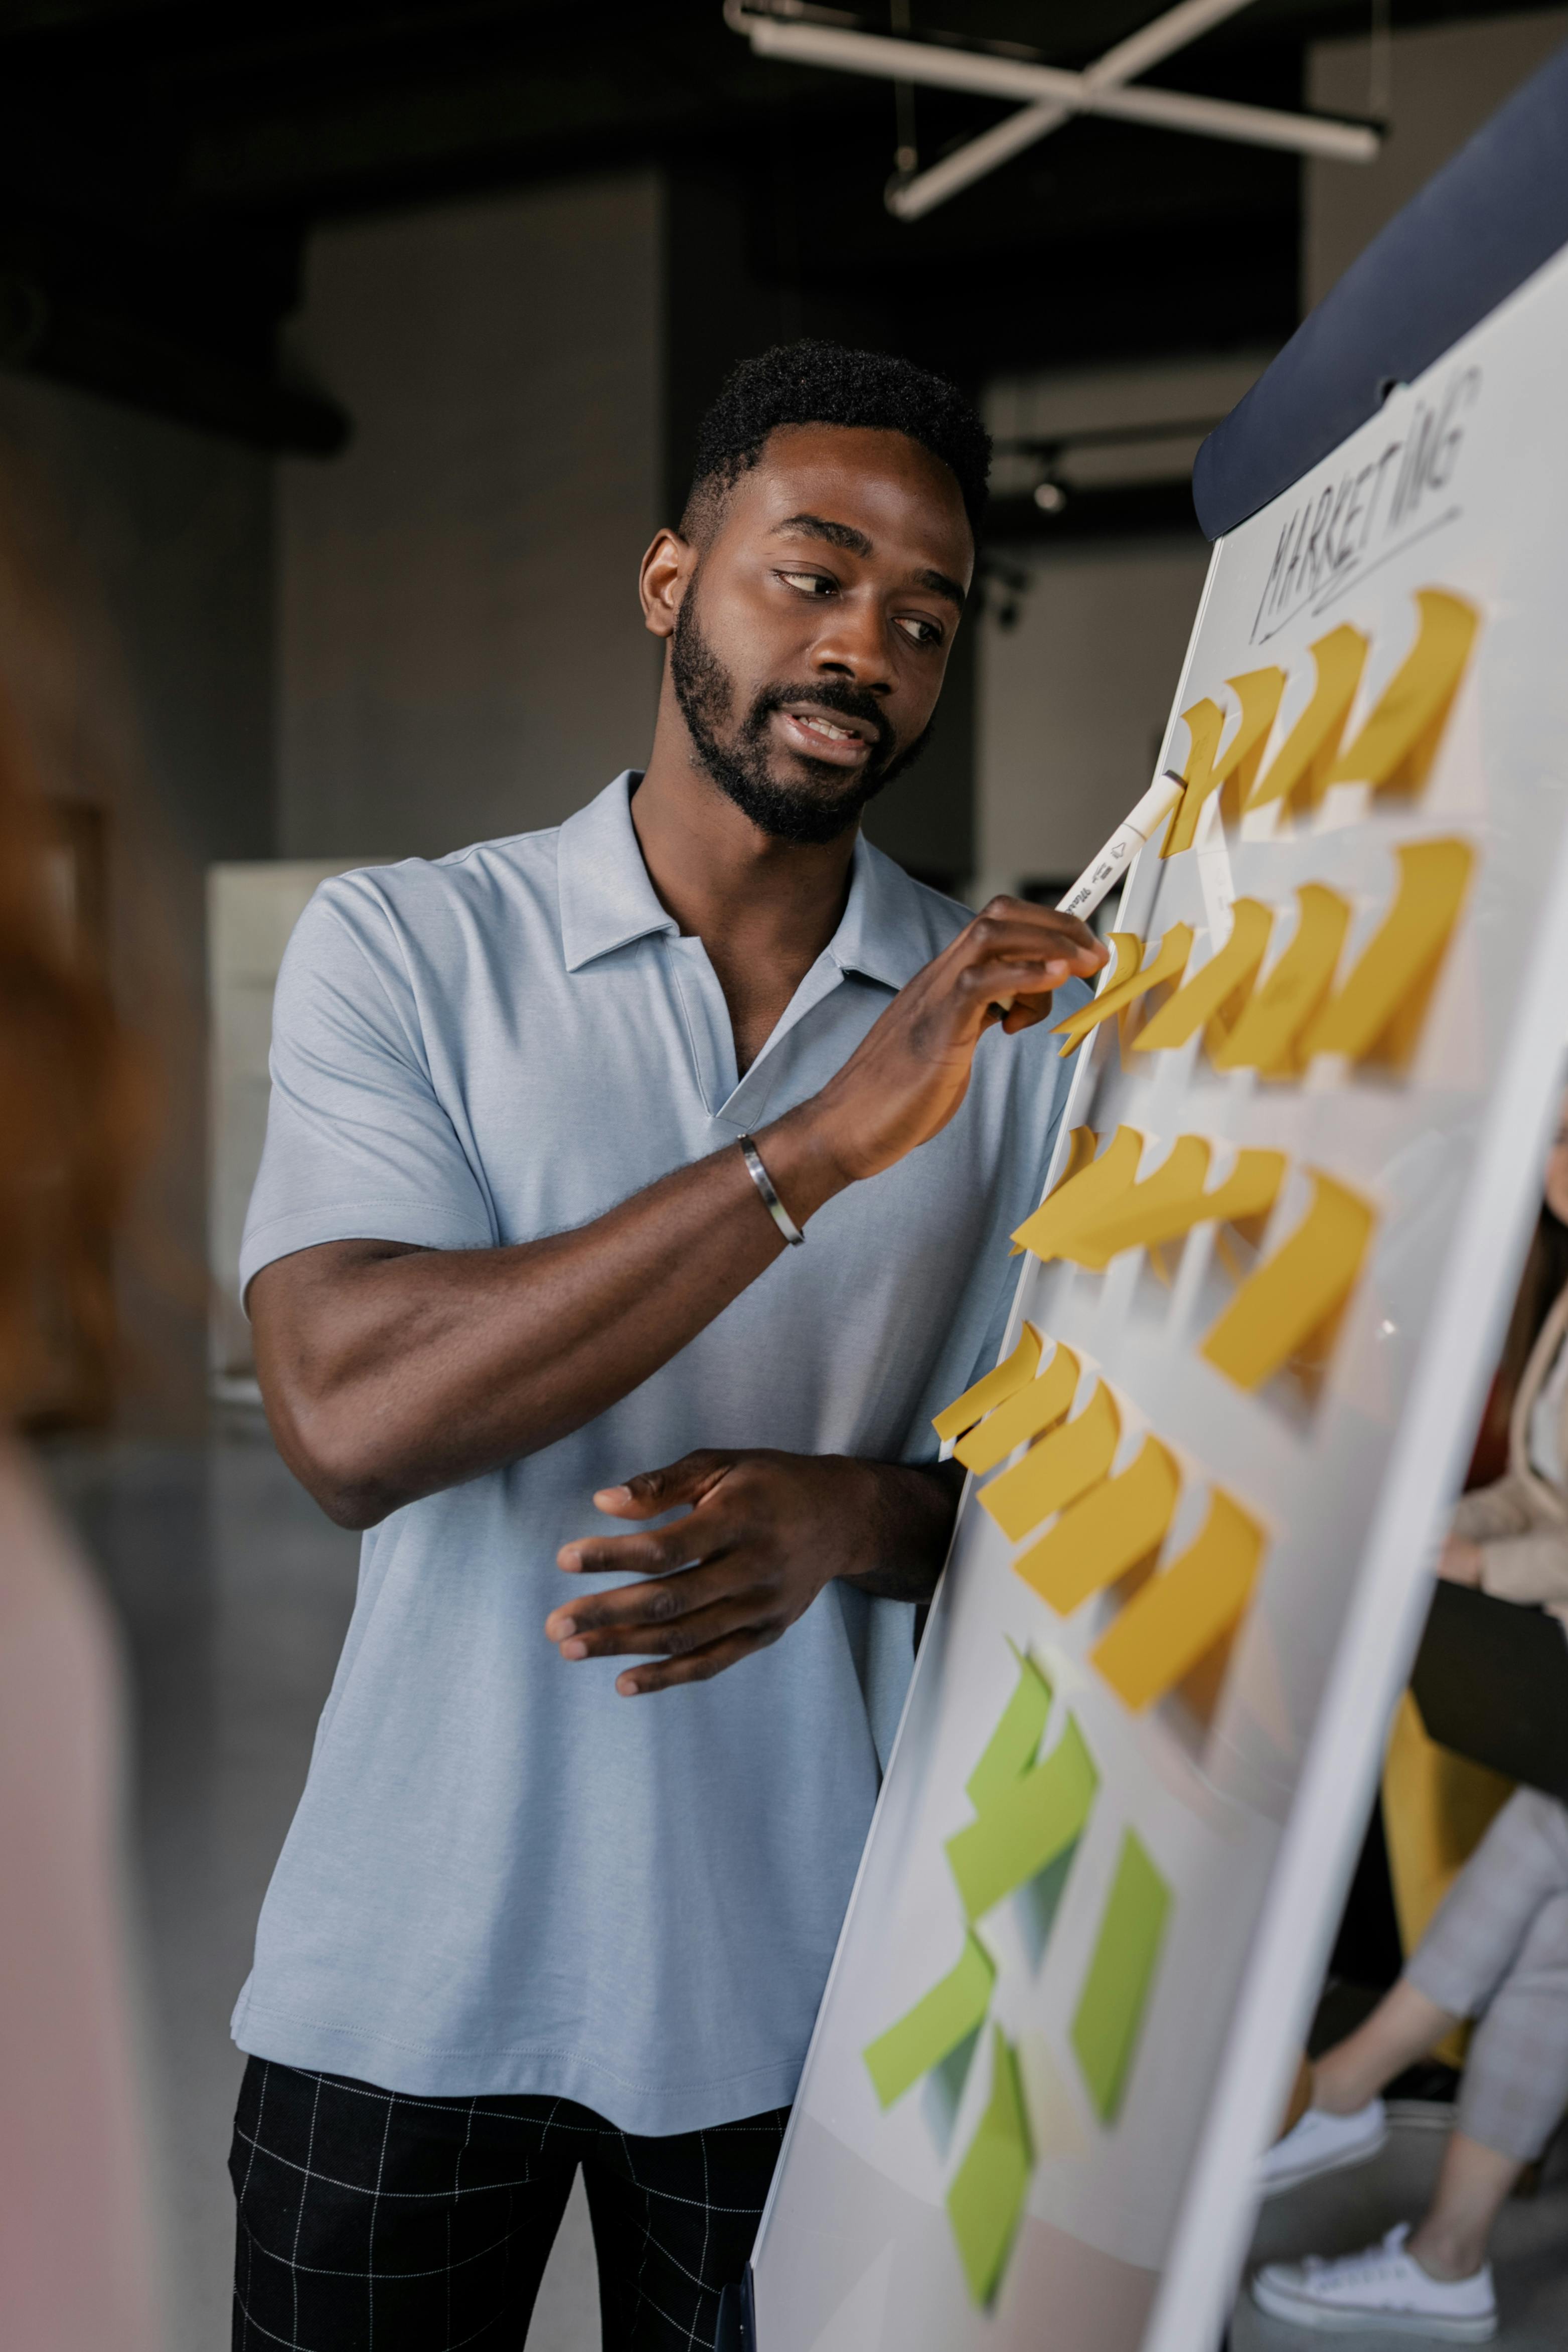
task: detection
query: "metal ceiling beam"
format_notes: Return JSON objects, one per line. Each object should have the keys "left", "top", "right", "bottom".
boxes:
{"left": 725, "top": 2, "right": 1379, "bottom": 220}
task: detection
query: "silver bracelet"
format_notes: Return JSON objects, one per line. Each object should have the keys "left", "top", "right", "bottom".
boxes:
{"left": 738, "top": 1133, "right": 805, "bottom": 1246}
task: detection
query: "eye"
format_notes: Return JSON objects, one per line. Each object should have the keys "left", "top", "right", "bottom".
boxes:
{"left": 895, "top": 614, "right": 945, "bottom": 649}
{"left": 777, "top": 569, "right": 836, "bottom": 597}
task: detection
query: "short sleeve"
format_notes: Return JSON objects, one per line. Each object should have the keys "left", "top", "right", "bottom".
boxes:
{"left": 239, "top": 878, "right": 496, "bottom": 1301}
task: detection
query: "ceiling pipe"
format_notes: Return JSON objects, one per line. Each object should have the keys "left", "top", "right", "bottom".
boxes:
{"left": 725, "top": 4, "right": 1380, "bottom": 214}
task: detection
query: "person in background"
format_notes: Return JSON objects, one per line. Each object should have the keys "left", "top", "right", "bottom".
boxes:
{"left": 1250, "top": 1092, "right": 1568, "bottom": 2342}
{"left": 0, "top": 685, "right": 163, "bottom": 2351}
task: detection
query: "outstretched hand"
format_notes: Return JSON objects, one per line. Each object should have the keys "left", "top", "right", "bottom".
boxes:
{"left": 546, "top": 1449, "right": 955, "bottom": 1695}
{"left": 768, "top": 896, "right": 1107, "bottom": 1200}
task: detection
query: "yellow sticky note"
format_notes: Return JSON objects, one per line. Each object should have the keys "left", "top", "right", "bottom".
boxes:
{"left": 1040, "top": 929, "right": 1140, "bottom": 1051}
{"left": 1051, "top": 925, "right": 1194, "bottom": 1056}
{"left": 933, "top": 1323, "right": 1043, "bottom": 1445}
{"left": 1244, "top": 625, "right": 1368, "bottom": 814}
{"left": 1090, "top": 1488, "right": 1265, "bottom": 1710}
{"left": 979, "top": 1382, "right": 1121, "bottom": 1544}
{"left": 1193, "top": 1149, "right": 1286, "bottom": 1227}
{"left": 958, "top": 1345, "right": 1081, "bottom": 1475}
{"left": 945, "top": 2027, "right": 1034, "bottom": 2305}
{"left": 1133, "top": 899, "right": 1274, "bottom": 1056}
{"left": 1011, "top": 1127, "right": 1100, "bottom": 1253}
{"left": 1200, "top": 1170, "right": 1375, "bottom": 1391}
{"left": 1101, "top": 931, "right": 1145, "bottom": 992}
{"left": 863, "top": 1931, "right": 997, "bottom": 2110}
{"left": 1069, "top": 1144, "right": 1286, "bottom": 1272}
{"left": 1012, "top": 1126, "right": 1144, "bottom": 1263}
{"left": 1325, "top": 590, "right": 1479, "bottom": 795}
{"left": 1055, "top": 1126, "right": 1101, "bottom": 1188}
{"left": 1014, "top": 1437, "right": 1179, "bottom": 1616}
{"left": 1067, "top": 1134, "right": 1210, "bottom": 1263}
{"left": 1303, "top": 838, "right": 1475, "bottom": 1064}
{"left": 1211, "top": 884, "right": 1351, "bottom": 1073}
{"left": 1064, "top": 1135, "right": 1210, "bottom": 1269}
{"left": 1213, "top": 666, "right": 1287, "bottom": 818}
{"left": 1161, "top": 699, "right": 1227, "bottom": 859}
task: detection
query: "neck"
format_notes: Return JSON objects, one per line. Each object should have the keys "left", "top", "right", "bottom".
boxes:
{"left": 629, "top": 676, "right": 862, "bottom": 1072}
{"left": 632, "top": 680, "right": 859, "bottom": 963}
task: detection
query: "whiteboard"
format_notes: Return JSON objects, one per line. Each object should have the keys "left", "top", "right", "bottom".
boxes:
{"left": 748, "top": 234, "right": 1568, "bottom": 2352}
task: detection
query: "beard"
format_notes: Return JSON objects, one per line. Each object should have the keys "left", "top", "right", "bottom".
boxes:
{"left": 669, "top": 584, "right": 933, "bottom": 847}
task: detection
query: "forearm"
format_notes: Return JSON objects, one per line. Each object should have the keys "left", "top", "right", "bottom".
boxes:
{"left": 839, "top": 1458, "right": 964, "bottom": 1602}
{"left": 255, "top": 1108, "right": 849, "bottom": 1526}
{"left": 256, "top": 894, "right": 1104, "bottom": 1531}
{"left": 1476, "top": 1529, "right": 1568, "bottom": 1610}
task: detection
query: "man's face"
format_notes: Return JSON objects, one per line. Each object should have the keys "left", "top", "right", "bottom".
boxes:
{"left": 666, "top": 424, "right": 974, "bottom": 845}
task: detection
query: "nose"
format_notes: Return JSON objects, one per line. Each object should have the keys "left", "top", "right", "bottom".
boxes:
{"left": 809, "top": 589, "right": 893, "bottom": 696}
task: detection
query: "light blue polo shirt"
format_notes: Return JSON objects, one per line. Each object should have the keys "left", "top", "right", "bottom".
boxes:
{"left": 233, "top": 772, "right": 1084, "bottom": 2131}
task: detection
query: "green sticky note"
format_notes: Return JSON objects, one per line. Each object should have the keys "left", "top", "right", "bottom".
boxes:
{"left": 946, "top": 1714, "right": 1097, "bottom": 1924}
{"left": 862, "top": 1930, "right": 996, "bottom": 2110}
{"left": 1070, "top": 1829, "right": 1171, "bottom": 2124}
{"left": 946, "top": 2024, "right": 1033, "bottom": 2306}
{"left": 965, "top": 1650, "right": 1052, "bottom": 1814}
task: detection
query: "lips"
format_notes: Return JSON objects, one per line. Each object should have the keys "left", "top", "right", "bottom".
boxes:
{"left": 774, "top": 702, "right": 879, "bottom": 768}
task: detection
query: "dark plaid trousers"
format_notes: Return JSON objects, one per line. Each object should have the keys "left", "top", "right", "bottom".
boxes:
{"left": 230, "top": 2056, "right": 787, "bottom": 2351}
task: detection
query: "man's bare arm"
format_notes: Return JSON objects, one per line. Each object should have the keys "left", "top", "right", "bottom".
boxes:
{"left": 250, "top": 898, "right": 1103, "bottom": 1529}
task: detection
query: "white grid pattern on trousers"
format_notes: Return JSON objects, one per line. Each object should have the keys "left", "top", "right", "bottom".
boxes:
{"left": 230, "top": 2058, "right": 787, "bottom": 2351}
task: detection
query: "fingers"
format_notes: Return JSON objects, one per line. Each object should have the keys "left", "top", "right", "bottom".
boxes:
{"left": 589, "top": 1450, "right": 733, "bottom": 1520}
{"left": 554, "top": 1518, "right": 718, "bottom": 1583}
{"left": 546, "top": 1555, "right": 741, "bottom": 1645}
{"left": 615, "top": 1625, "right": 785, "bottom": 1698}
{"left": 958, "top": 900, "right": 1108, "bottom": 979}
{"left": 958, "top": 952, "right": 1077, "bottom": 1004}
{"left": 554, "top": 1583, "right": 776, "bottom": 1665}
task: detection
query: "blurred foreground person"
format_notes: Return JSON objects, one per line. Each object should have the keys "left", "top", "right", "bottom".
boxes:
{"left": 0, "top": 701, "right": 162, "bottom": 2351}
{"left": 1252, "top": 1097, "right": 1568, "bottom": 2341}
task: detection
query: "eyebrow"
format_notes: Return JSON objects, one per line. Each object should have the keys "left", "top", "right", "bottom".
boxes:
{"left": 769, "top": 512, "right": 968, "bottom": 611}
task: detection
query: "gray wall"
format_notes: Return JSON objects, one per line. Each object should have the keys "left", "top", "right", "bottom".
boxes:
{"left": 0, "top": 372, "right": 272, "bottom": 1433}
{"left": 278, "top": 173, "right": 664, "bottom": 861}
{"left": 973, "top": 355, "right": 1270, "bottom": 906}
{"left": 975, "top": 538, "right": 1213, "bottom": 904}
{"left": 1306, "top": 10, "right": 1568, "bottom": 308}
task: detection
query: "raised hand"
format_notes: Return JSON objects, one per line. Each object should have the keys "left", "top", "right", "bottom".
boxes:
{"left": 765, "top": 897, "right": 1106, "bottom": 1201}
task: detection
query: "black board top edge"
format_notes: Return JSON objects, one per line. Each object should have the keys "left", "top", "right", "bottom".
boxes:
{"left": 1192, "top": 38, "right": 1568, "bottom": 541}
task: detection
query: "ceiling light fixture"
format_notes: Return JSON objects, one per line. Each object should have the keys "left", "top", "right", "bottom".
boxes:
{"left": 724, "top": 0, "right": 1380, "bottom": 220}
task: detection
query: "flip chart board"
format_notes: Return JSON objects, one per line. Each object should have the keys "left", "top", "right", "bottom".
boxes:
{"left": 746, "top": 117, "right": 1568, "bottom": 2352}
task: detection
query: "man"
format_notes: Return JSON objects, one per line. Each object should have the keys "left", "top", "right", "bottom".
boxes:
{"left": 231, "top": 339, "right": 1105, "bottom": 2349}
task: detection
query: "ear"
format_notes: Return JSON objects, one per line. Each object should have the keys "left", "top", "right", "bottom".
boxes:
{"left": 640, "top": 528, "right": 696, "bottom": 642}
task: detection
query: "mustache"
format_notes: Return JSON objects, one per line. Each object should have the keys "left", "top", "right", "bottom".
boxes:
{"left": 743, "top": 680, "right": 895, "bottom": 764}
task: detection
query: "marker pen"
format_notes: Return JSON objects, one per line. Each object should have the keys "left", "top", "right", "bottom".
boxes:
{"left": 1055, "top": 769, "right": 1186, "bottom": 922}
{"left": 990, "top": 771, "right": 1186, "bottom": 1014}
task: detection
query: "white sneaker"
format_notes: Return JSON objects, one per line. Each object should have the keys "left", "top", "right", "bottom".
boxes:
{"left": 1252, "top": 2223, "right": 1497, "bottom": 2340}
{"left": 1258, "top": 2097, "right": 1387, "bottom": 2196}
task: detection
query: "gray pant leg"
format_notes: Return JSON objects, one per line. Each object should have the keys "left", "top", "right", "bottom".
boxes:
{"left": 1454, "top": 1888, "right": 1568, "bottom": 2160}
{"left": 1406, "top": 1788, "right": 1568, "bottom": 2017}
{"left": 1403, "top": 1789, "right": 1568, "bottom": 2162}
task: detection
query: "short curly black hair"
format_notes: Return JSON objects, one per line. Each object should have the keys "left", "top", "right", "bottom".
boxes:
{"left": 684, "top": 339, "right": 990, "bottom": 541}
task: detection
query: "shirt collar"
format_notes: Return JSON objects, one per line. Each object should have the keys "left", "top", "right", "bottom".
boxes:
{"left": 557, "top": 773, "right": 679, "bottom": 971}
{"left": 828, "top": 833, "right": 941, "bottom": 994}
{"left": 557, "top": 770, "right": 938, "bottom": 995}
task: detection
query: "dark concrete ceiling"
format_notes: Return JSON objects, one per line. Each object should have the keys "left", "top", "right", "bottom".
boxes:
{"left": 0, "top": 0, "right": 1552, "bottom": 451}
